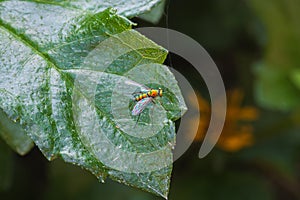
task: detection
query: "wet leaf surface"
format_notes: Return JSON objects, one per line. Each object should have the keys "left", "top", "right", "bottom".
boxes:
{"left": 0, "top": 1, "right": 186, "bottom": 198}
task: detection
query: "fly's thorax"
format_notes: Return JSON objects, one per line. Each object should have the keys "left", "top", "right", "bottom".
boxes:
{"left": 149, "top": 89, "right": 158, "bottom": 97}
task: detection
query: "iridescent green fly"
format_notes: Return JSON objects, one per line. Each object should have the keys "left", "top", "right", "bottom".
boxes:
{"left": 125, "top": 80, "right": 163, "bottom": 116}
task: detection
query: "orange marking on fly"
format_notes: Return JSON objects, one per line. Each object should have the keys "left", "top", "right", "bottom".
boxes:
{"left": 151, "top": 89, "right": 158, "bottom": 97}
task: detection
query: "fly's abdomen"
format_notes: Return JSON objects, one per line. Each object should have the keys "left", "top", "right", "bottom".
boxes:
{"left": 134, "top": 92, "right": 148, "bottom": 101}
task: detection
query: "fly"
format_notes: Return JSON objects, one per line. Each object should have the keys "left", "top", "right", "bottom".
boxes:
{"left": 125, "top": 80, "right": 163, "bottom": 116}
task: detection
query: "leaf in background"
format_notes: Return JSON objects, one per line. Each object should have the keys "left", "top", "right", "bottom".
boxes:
{"left": 138, "top": 0, "right": 167, "bottom": 24}
{"left": 290, "top": 68, "right": 300, "bottom": 90}
{"left": 0, "top": 0, "right": 186, "bottom": 198}
{"left": 254, "top": 64, "right": 300, "bottom": 111}
{"left": 0, "top": 139, "right": 13, "bottom": 192}
{"left": 250, "top": 0, "right": 300, "bottom": 111}
{"left": 0, "top": 109, "right": 34, "bottom": 155}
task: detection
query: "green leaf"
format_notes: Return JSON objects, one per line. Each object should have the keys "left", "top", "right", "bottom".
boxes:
{"left": 254, "top": 63, "right": 300, "bottom": 111}
{"left": 0, "top": 139, "right": 13, "bottom": 192}
{"left": 138, "top": 0, "right": 166, "bottom": 24}
{"left": 290, "top": 68, "right": 300, "bottom": 90}
{"left": 250, "top": 0, "right": 300, "bottom": 111}
{"left": 0, "top": 1, "right": 186, "bottom": 198}
{"left": 0, "top": 109, "right": 34, "bottom": 155}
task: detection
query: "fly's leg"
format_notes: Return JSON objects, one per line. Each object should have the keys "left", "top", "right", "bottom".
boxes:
{"left": 150, "top": 98, "right": 158, "bottom": 134}
{"left": 146, "top": 98, "right": 156, "bottom": 135}
{"left": 151, "top": 98, "right": 164, "bottom": 130}
{"left": 147, "top": 105, "right": 158, "bottom": 149}
{"left": 134, "top": 113, "right": 141, "bottom": 129}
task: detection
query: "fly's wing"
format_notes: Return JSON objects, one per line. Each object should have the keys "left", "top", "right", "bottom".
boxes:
{"left": 132, "top": 97, "right": 153, "bottom": 116}
{"left": 125, "top": 79, "right": 150, "bottom": 93}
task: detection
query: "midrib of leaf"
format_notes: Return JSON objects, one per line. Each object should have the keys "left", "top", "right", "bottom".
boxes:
{"left": 0, "top": 21, "right": 62, "bottom": 73}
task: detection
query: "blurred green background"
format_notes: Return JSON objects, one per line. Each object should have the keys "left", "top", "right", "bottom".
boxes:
{"left": 2, "top": 0, "right": 300, "bottom": 199}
